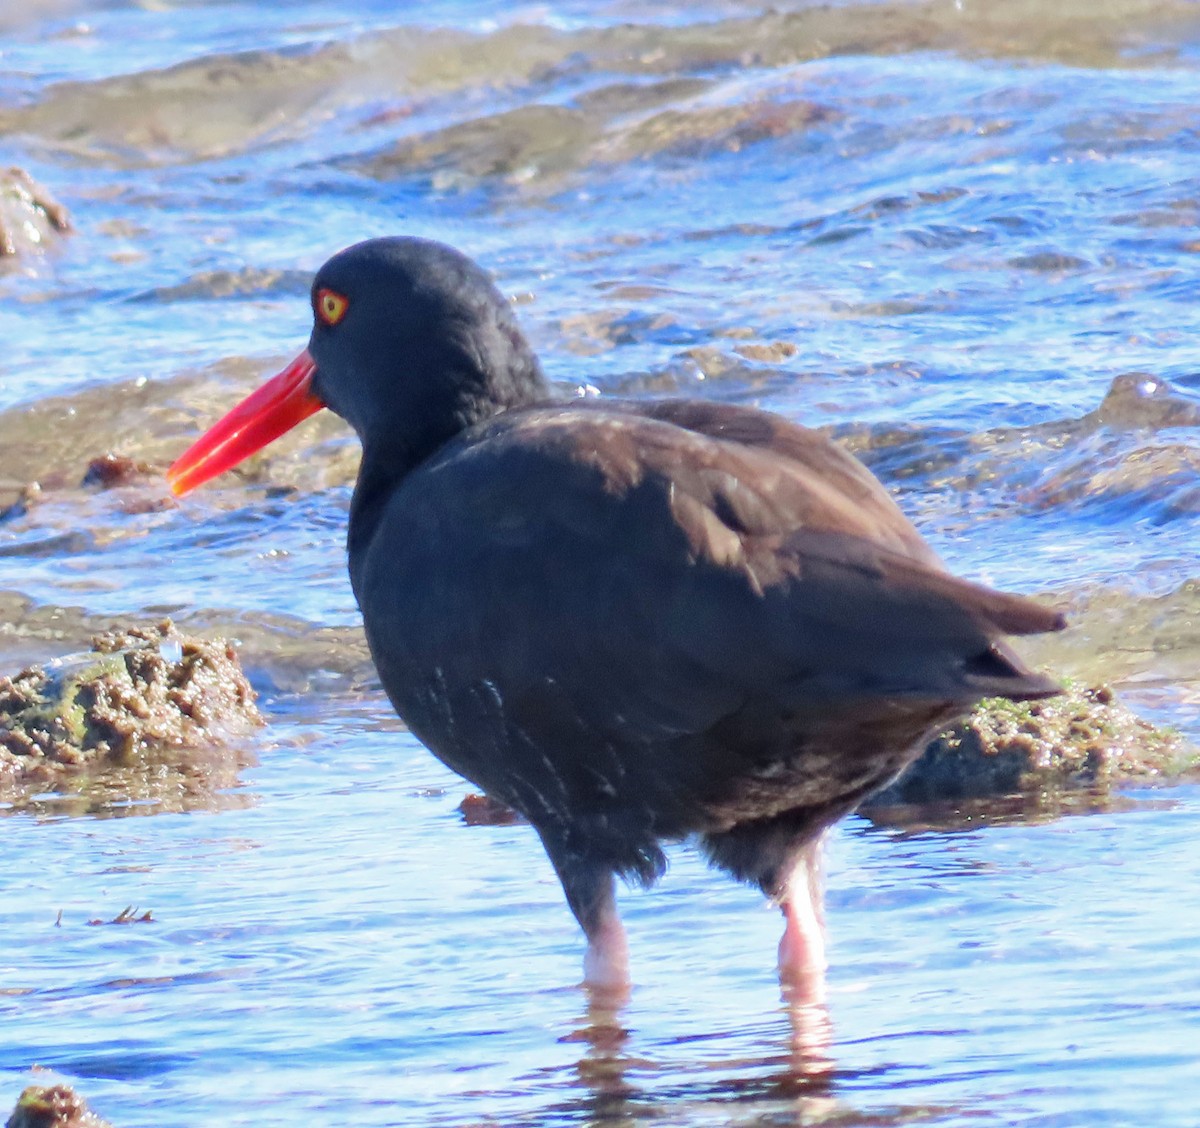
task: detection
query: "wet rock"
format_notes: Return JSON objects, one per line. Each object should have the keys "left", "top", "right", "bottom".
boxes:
{"left": 0, "top": 482, "right": 42, "bottom": 523}
{"left": 360, "top": 104, "right": 600, "bottom": 186}
{"left": 359, "top": 94, "right": 833, "bottom": 189}
{"left": 575, "top": 77, "right": 711, "bottom": 116}
{"left": 137, "top": 267, "right": 312, "bottom": 303}
{"left": 81, "top": 451, "right": 172, "bottom": 514}
{"left": 600, "top": 99, "right": 834, "bottom": 162}
{"left": 1025, "top": 441, "right": 1200, "bottom": 517}
{"left": 867, "top": 682, "right": 1196, "bottom": 807}
{"left": 0, "top": 621, "right": 262, "bottom": 793}
{"left": 0, "top": 169, "right": 70, "bottom": 260}
{"left": 459, "top": 791, "right": 524, "bottom": 827}
{"left": 733, "top": 341, "right": 799, "bottom": 364}
{"left": 8, "top": 2, "right": 1200, "bottom": 174}
{"left": 1006, "top": 250, "right": 1090, "bottom": 272}
{"left": 0, "top": 451, "right": 173, "bottom": 527}
{"left": 80, "top": 453, "right": 155, "bottom": 490}
{"left": 1090, "top": 372, "right": 1200, "bottom": 430}
{"left": 5, "top": 1084, "right": 111, "bottom": 1128}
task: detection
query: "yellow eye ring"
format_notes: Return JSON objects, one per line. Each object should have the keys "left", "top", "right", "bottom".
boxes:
{"left": 316, "top": 288, "right": 348, "bottom": 327}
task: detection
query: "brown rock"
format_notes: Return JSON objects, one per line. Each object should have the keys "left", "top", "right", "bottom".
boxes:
{"left": 5, "top": 1083, "right": 110, "bottom": 1128}
{"left": 867, "top": 682, "right": 1195, "bottom": 807}
{"left": 0, "top": 620, "right": 262, "bottom": 789}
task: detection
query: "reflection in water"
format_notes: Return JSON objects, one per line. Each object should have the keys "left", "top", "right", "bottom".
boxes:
{"left": 861, "top": 788, "right": 1179, "bottom": 836}
{"left": 783, "top": 993, "right": 834, "bottom": 1076}
{"left": 0, "top": 744, "right": 259, "bottom": 819}
{"left": 549, "top": 990, "right": 841, "bottom": 1125}
{"left": 565, "top": 994, "right": 639, "bottom": 1123}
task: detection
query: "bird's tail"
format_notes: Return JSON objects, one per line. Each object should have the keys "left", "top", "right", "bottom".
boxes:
{"left": 875, "top": 549, "right": 1067, "bottom": 701}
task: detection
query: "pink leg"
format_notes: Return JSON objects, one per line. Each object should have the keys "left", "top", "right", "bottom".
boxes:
{"left": 543, "top": 848, "right": 632, "bottom": 1001}
{"left": 776, "top": 846, "right": 827, "bottom": 1006}
{"left": 583, "top": 906, "right": 630, "bottom": 998}
{"left": 778, "top": 892, "right": 827, "bottom": 1003}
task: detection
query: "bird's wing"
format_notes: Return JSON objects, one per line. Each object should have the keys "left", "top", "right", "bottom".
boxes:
{"left": 363, "top": 404, "right": 1062, "bottom": 748}
{"left": 625, "top": 397, "right": 943, "bottom": 564}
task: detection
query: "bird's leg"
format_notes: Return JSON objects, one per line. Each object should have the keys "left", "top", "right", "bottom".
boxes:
{"left": 544, "top": 845, "right": 630, "bottom": 998}
{"left": 776, "top": 840, "right": 827, "bottom": 1006}
{"left": 582, "top": 894, "right": 629, "bottom": 995}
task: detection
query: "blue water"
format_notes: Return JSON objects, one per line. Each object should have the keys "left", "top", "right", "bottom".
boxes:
{"left": 1, "top": 1, "right": 1199, "bottom": 1124}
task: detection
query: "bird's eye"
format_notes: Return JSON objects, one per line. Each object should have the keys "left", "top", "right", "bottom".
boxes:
{"left": 316, "top": 288, "right": 349, "bottom": 327}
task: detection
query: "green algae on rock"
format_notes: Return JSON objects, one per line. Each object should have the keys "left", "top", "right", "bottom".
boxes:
{"left": 0, "top": 621, "right": 262, "bottom": 792}
{"left": 5, "top": 1084, "right": 111, "bottom": 1128}
{"left": 867, "top": 682, "right": 1196, "bottom": 807}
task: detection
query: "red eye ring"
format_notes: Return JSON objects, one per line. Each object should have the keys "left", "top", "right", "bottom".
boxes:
{"left": 316, "top": 288, "right": 348, "bottom": 327}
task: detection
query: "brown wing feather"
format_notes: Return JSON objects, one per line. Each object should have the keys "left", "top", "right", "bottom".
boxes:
{"left": 627, "top": 397, "right": 942, "bottom": 563}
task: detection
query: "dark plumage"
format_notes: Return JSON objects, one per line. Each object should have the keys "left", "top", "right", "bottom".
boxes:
{"left": 169, "top": 236, "right": 1064, "bottom": 999}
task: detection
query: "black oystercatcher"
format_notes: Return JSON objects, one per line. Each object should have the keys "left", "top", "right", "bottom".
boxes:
{"left": 168, "top": 237, "right": 1064, "bottom": 1000}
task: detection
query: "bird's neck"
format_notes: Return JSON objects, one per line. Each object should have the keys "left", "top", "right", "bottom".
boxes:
{"left": 345, "top": 348, "right": 552, "bottom": 595}
{"left": 347, "top": 403, "right": 550, "bottom": 599}
{"left": 347, "top": 446, "right": 412, "bottom": 601}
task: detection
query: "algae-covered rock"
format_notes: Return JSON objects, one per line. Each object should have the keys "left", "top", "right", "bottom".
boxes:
{"left": 5, "top": 1084, "right": 111, "bottom": 1128}
{"left": 0, "top": 620, "right": 262, "bottom": 791}
{"left": 867, "top": 682, "right": 1195, "bottom": 807}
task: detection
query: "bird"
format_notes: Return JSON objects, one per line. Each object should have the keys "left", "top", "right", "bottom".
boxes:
{"left": 168, "top": 236, "right": 1064, "bottom": 1002}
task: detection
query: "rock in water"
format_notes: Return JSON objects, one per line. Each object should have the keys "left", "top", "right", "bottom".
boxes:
{"left": 5, "top": 1084, "right": 111, "bottom": 1128}
{"left": 0, "top": 620, "right": 261, "bottom": 790}
{"left": 868, "top": 682, "right": 1195, "bottom": 806}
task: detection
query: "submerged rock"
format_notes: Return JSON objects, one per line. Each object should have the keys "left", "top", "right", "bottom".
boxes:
{"left": 0, "top": 168, "right": 70, "bottom": 260}
{"left": 1090, "top": 372, "right": 1200, "bottom": 431}
{"left": 80, "top": 453, "right": 156, "bottom": 490}
{"left": 0, "top": 621, "right": 262, "bottom": 793}
{"left": 0, "top": 451, "right": 167, "bottom": 525}
{"left": 5, "top": 1084, "right": 111, "bottom": 1128}
{"left": 866, "top": 682, "right": 1195, "bottom": 807}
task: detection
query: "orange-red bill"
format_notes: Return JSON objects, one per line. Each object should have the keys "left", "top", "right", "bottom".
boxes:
{"left": 167, "top": 350, "right": 325, "bottom": 497}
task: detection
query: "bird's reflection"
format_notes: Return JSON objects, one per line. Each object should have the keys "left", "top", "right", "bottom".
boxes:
{"left": 553, "top": 984, "right": 839, "bottom": 1126}
{"left": 562, "top": 990, "right": 639, "bottom": 1122}
{"left": 782, "top": 989, "right": 834, "bottom": 1079}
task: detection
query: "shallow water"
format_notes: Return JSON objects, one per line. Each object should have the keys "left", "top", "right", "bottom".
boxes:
{"left": 1, "top": 1, "right": 1199, "bottom": 1124}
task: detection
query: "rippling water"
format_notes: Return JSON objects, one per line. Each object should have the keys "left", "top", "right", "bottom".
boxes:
{"left": 2, "top": 1, "right": 1199, "bottom": 1124}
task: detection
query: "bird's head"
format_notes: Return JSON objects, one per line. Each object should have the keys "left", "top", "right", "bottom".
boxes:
{"left": 168, "top": 236, "right": 547, "bottom": 496}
